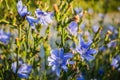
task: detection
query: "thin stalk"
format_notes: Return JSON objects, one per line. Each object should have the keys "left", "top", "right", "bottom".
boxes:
{"left": 61, "top": 27, "right": 65, "bottom": 47}
{"left": 15, "top": 24, "right": 22, "bottom": 78}
{"left": 31, "top": 29, "right": 35, "bottom": 55}
{"left": 5, "top": 0, "right": 9, "bottom": 10}
{"left": 16, "top": 47, "right": 19, "bottom": 74}
{"left": 0, "top": 69, "right": 4, "bottom": 80}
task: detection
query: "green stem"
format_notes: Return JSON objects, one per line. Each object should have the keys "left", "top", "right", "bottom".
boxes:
{"left": 5, "top": 0, "right": 9, "bottom": 10}
{"left": 31, "top": 29, "right": 35, "bottom": 55}
{"left": 25, "top": 25, "right": 31, "bottom": 56}
{"left": 15, "top": 24, "right": 21, "bottom": 78}
{"left": 0, "top": 69, "right": 4, "bottom": 80}
{"left": 61, "top": 27, "right": 65, "bottom": 47}
{"left": 16, "top": 47, "right": 19, "bottom": 74}
{"left": 118, "top": 27, "right": 120, "bottom": 39}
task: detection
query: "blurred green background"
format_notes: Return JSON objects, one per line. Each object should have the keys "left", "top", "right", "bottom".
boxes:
{"left": 0, "top": 0, "right": 120, "bottom": 25}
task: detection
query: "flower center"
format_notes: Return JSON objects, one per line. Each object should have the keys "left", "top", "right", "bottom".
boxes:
{"left": 58, "top": 58, "right": 63, "bottom": 65}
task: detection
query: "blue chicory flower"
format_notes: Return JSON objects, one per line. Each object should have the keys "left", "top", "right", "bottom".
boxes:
{"left": 26, "top": 16, "right": 38, "bottom": 29}
{"left": 17, "top": 0, "right": 38, "bottom": 29}
{"left": 48, "top": 48, "right": 74, "bottom": 77}
{"left": 107, "top": 41, "right": 116, "bottom": 48}
{"left": 98, "top": 13, "right": 105, "bottom": 19}
{"left": 111, "top": 58, "right": 119, "bottom": 68}
{"left": 12, "top": 60, "right": 32, "bottom": 79}
{"left": 76, "top": 37, "right": 97, "bottom": 61}
{"left": 107, "top": 25, "right": 118, "bottom": 39}
{"left": 92, "top": 25, "right": 99, "bottom": 33}
{"left": 68, "top": 21, "right": 78, "bottom": 36}
{"left": 74, "top": 7, "right": 84, "bottom": 18}
{"left": 35, "top": 9, "right": 52, "bottom": 26}
{"left": 115, "top": 55, "right": 120, "bottom": 62}
{"left": 77, "top": 74, "right": 85, "bottom": 80}
{"left": 0, "top": 29, "right": 11, "bottom": 44}
{"left": 88, "top": 8, "right": 94, "bottom": 15}
{"left": 108, "top": 25, "right": 115, "bottom": 32}
{"left": 111, "top": 55, "right": 120, "bottom": 69}
{"left": 74, "top": 7, "right": 83, "bottom": 14}
{"left": 99, "top": 46, "right": 106, "bottom": 52}
{"left": 17, "top": 0, "right": 30, "bottom": 17}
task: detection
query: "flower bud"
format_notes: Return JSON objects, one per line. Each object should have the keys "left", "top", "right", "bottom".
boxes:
{"left": 0, "top": 55, "right": 5, "bottom": 60}
{"left": 107, "top": 30, "right": 112, "bottom": 35}
{"left": 98, "top": 27, "right": 102, "bottom": 32}
{"left": 112, "top": 66, "right": 115, "bottom": 71}
{"left": 68, "top": 4, "right": 72, "bottom": 9}
{"left": 73, "top": 15, "right": 79, "bottom": 23}
{"left": 15, "top": 38, "right": 19, "bottom": 42}
{"left": 53, "top": 4, "right": 59, "bottom": 13}
{"left": 15, "top": 38, "right": 20, "bottom": 47}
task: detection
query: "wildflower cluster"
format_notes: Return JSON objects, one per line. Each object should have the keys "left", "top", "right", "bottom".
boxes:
{"left": 0, "top": 0, "right": 120, "bottom": 80}
{"left": 17, "top": 0, "right": 52, "bottom": 29}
